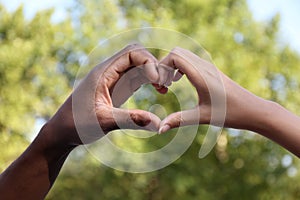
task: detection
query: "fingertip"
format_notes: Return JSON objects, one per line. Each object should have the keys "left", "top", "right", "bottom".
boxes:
{"left": 157, "top": 87, "right": 168, "bottom": 94}
{"left": 143, "top": 62, "right": 160, "bottom": 83}
{"left": 152, "top": 84, "right": 168, "bottom": 94}
{"left": 158, "top": 124, "right": 170, "bottom": 134}
{"left": 149, "top": 73, "right": 160, "bottom": 83}
{"left": 160, "top": 112, "right": 182, "bottom": 131}
{"left": 144, "top": 111, "right": 162, "bottom": 132}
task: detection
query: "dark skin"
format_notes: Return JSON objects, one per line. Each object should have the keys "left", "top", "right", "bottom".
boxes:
{"left": 0, "top": 45, "right": 299, "bottom": 199}
{"left": 0, "top": 44, "right": 166, "bottom": 199}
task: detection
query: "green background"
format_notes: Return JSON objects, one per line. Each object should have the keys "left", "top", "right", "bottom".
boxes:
{"left": 0, "top": 0, "right": 299, "bottom": 199}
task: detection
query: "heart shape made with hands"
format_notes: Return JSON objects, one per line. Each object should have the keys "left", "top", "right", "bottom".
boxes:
{"left": 72, "top": 43, "right": 226, "bottom": 143}
{"left": 72, "top": 44, "right": 226, "bottom": 159}
{"left": 108, "top": 45, "right": 224, "bottom": 136}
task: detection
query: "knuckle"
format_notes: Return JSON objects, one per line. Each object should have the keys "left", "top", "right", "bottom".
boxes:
{"left": 130, "top": 111, "right": 150, "bottom": 127}
{"left": 167, "top": 47, "right": 182, "bottom": 62}
{"left": 169, "top": 113, "right": 182, "bottom": 128}
{"left": 125, "top": 115, "right": 135, "bottom": 129}
{"left": 177, "top": 115, "right": 184, "bottom": 127}
{"left": 121, "top": 111, "right": 138, "bottom": 129}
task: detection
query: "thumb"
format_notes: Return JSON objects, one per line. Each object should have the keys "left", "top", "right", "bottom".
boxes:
{"left": 159, "top": 108, "right": 200, "bottom": 134}
{"left": 112, "top": 107, "right": 161, "bottom": 132}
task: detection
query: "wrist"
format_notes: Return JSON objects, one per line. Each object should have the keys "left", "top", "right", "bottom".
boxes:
{"left": 24, "top": 122, "right": 77, "bottom": 186}
{"left": 246, "top": 99, "right": 288, "bottom": 137}
{"left": 247, "top": 99, "right": 300, "bottom": 156}
{"left": 244, "top": 98, "right": 274, "bottom": 133}
{"left": 46, "top": 96, "right": 83, "bottom": 146}
{"left": 35, "top": 122, "right": 77, "bottom": 162}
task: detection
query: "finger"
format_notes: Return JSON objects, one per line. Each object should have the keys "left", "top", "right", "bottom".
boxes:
{"left": 111, "top": 68, "right": 151, "bottom": 107}
{"left": 158, "top": 108, "right": 200, "bottom": 134}
{"left": 127, "top": 45, "right": 159, "bottom": 82}
{"left": 106, "top": 43, "right": 159, "bottom": 88}
{"left": 110, "top": 69, "right": 138, "bottom": 107}
{"left": 157, "top": 65, "right": 170, "bottom": 86}
{"left": 130, "top": 76, "right": 146, "bottom": 92}
{"left": 156, "top": 87, "right": 168, "bottom": 94}
{"left": 112, "top": 107, "right": 161, "bottom": 132}
{"left": 159, "top": 47, "right": 205, "bottom": 88}
{"left": 152, "top": 83, "right": 168, "bottom": 94}
{"left": 141, "top": 63, "right": 160, "bottom": 83}
{"left": 173, "top": 70, "right": 184, "bottom": 82}
{"left": 165, "top": 70, "right": 174, "bottom": 87}
{"left": 157, "top": 64, "right": 175, "bottom": 86}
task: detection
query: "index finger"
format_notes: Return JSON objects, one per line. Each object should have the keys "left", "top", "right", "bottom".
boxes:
{"left": 159, "top": 47, "right": 216, "bottom": 89}
{"left": 159, "top": 47, "right": 199, "bottom": 86}
{"left": 105, "top": 43, "right": 159, "bottom": 89}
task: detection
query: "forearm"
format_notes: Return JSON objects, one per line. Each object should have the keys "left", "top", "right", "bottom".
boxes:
{"left": 248, "top": 99, "right": 300, "bottom": 157}
{"left": 0, "top": 123, "right": 76, "bottom": 199}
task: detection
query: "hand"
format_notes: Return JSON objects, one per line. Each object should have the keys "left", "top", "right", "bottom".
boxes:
{"left": 47, "top": 43, "right": 162, "bottom": 146}
{"left": 158, "top": 47, "right": 264, "bottom": 133}
{"left": 0, "top": 44, "right": 170, "bottom": 200}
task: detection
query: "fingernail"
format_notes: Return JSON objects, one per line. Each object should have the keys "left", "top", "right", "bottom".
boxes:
{"left": 158, "top": 124, "right": 170, "bottom": 134}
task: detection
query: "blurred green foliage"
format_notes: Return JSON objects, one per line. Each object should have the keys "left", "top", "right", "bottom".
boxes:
{"left": 1, "top": 0, "right": 300, "bottom": 199}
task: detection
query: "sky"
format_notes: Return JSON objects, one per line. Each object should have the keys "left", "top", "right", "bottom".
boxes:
{"left": 247, "top": 0, "right": 300, "bottom": 53}
{"left": 0, "top": 0, "right": 299, "bottom": 53}
{"left": 0, "top": 0, "right": 72, "bottom": 22}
